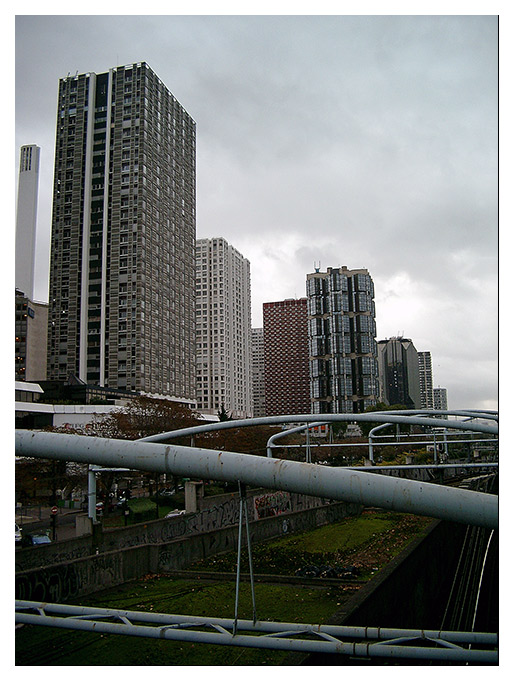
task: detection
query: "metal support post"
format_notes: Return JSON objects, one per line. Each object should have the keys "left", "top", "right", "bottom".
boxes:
{"left": 244, "top": 486, "right": 257, "bottom": 625}
{"left": 88, "top": 467, "right": 97, "bottom": 524}
{"left": 368, "top": 437, "right": 374, "bottom": 464}
{"left": 233, "top": 482, "right": 257, "bottom": 634}
{"left": 233, "top": 486, "right": 244, "bottom": 634}
{"left": 305, "top": 423, "right": 311, "bottom": 463}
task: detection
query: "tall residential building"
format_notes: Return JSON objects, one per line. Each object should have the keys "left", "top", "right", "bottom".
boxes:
{"left": 195, "top": 237, "right": 252, "bottom": 418}
{"left": 251, "top": 328, "right": 266, "bottom": 418}
{"left": 46, "top": 63, "right": 196, "bottom": 401}
{"left": 418, "top": 351, "right": 434, "bottom": 409}
{"left": 433, "top": 387, "right": 448, "bottom": 413}
{"left": 306, "top": 266, "right": 379, "bottom": 414}
{"left": 263, "top": 298, "right": 310, "bottom": 416}
{"left": 377, "top": 337, "right": 422, "bottom": 409}
{"left": 16, "top": 144, "right": 40, "bottom": 300}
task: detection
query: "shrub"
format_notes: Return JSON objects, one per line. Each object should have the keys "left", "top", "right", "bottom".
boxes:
{"left": 127, "top": 498, "right": 157, "bottom": 523}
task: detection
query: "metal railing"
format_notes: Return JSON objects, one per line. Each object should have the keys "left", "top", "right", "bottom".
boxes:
{"left": 15, "top": 601, "right": 498, "bottom": 663}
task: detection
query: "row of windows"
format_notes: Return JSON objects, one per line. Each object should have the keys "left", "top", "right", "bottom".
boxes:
{"left": 307, "top": 272, "right": 373, "bottom": 296}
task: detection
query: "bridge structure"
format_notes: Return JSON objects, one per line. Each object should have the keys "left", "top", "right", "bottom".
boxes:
{"left": 15, "top": 409, "right": 498, "bottom": 664}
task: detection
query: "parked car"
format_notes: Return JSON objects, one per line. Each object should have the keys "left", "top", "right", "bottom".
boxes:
{"left": 158, "top": 488, "right": 175, "bottom": 499}
{"left": 22, "top": 533, "right": 51, "bottom": 547}
{"left": 15, "top": 523, "right": 22, "bottom": 544}
{"left": 165, "top": 509, "right": 186, "bottom": 519}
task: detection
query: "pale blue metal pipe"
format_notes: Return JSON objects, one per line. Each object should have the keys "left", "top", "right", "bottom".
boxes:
{"left": 138, "top": 411, "right": 498, "bottom": 445}
{"left": 15, "top": 430, "right": 498, "bottom": 529}
{"left": 266, "top": 422, "right": 327, "bottom": 457}
{"left": 14, "top": 607, "right": 498, "bottom": 663}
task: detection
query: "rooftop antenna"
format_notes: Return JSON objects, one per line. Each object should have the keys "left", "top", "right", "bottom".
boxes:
{"left": 314, "top": 260, "right": 321, "bottom": 273}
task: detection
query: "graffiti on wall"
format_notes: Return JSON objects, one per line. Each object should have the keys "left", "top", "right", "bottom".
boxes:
{"left": 16, "top": 564, "right": 81, "bottom": 603}
{"left": 253, "top": 491, "right": 292, "bottom": 519}
{"left": 16, "top": 553, "right": 124, "bottom": 603}
{"left": 16, "top": 492, "right": 331, "bottom": 574}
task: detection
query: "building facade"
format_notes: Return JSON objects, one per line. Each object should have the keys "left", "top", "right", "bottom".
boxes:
{"left": 263, "top": 298, "right": 310, "bottom": 416}
{"left": 306, "top": 266, "right": 379, "bottom": 414}
{"left": 16, "top": 144, "right": 40, "bottom": 300}
{"left": 433, "top": 387, "right": 448, "bottom": 413}
{"left": 195, "top": 237, "right": 252, "bottom": 418}
{"left": 15, "top": 290, "right": 48, "bottom": 382}
{"left": 418, "top": 350, "right": 434, "bottom": 409}
{"left": 377, "top": 337, "right": 422, "bottom": 409}
{"left": 46, "top": 63, "right": 196, "bottom": 400}
{"left": 251, "top": 328, "right": 266, "bottom": 418}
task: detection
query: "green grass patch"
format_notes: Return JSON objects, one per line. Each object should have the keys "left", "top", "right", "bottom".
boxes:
{"left": 267, "top": 514, "right": 394, "bottom": 553}
{"left": 191, "top": 511, "right": 430, "bottom": 578}
{"left": 16, "top": 511, "right": 432, "bottom": 665}
{"left": 127, "top": 498, "right": 156, "bottom": 513}
{"left": 16, "top": 578, "right": 342, "bottom": 666}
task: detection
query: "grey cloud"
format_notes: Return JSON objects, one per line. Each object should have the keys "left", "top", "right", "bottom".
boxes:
{"left": 15, "top": 14, "right": 498, "bottom": 410}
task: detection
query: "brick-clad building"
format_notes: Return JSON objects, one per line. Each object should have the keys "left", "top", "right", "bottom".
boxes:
{"left": 263, "top": 298, "right": 310, "bottom": 416}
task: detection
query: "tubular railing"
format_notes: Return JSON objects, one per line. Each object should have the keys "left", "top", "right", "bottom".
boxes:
{"left": 15, "top": 409, "right": 498, "bottom": 529}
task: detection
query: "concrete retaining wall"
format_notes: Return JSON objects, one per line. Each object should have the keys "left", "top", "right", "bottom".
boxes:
{"left": 15, "top": 500, "right": 360, "bottom": 603}
{"left": 15, "top": 489, "right": 327, "bottom": 572}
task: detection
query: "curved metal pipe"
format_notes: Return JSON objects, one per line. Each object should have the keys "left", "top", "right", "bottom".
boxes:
{"left": 266, "top": 422, "right": 327, "bottom": 457}
{"left": 137, "top": 411, "right": 498, "bottom": 445}
{"left": 15, "top": 430, "right": 498, "bottom": 529}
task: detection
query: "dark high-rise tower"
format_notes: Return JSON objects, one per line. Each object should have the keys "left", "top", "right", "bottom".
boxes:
{"left": 306, "top": 266, "right": 379, "bottom": 414}
{"left": 47, "top": 63, "right": 196, "bottom": 400}
{"left": 377, "top": 337, "right": 422, "bottom": 409}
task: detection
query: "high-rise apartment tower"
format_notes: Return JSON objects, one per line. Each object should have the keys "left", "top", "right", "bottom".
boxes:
{"left": 46, "top": 63, "right": 196, "bottom": 400}
{"left": 263, "top": 298, "right": 310, "bottom": 416}
{"left": 433, "top": 387, "right": 448, "bottom": 413}
{"left": 418, "top": 351, "right": 434, "bottom": 409}
{"left": 251, "top": 328, "right": 266, "bottom": 418}
{"left": 196, "top": 238, "right": 252, "bottom": 418}
{"left": 306, "top": 266, "right": 379, "bottom": 414}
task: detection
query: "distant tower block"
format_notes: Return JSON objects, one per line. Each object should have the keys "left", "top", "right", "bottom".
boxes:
{"left": 306, "top": 266, "right": 379, "bottom": 414}
{"left": 16, "top": 145, "right": 40, "bottom": 299}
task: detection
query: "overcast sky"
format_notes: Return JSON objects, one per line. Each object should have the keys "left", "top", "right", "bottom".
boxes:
{"left": 14, "top": 12, "right": 499, "bottom": 411}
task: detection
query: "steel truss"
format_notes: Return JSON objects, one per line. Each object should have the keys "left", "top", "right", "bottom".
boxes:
{"left": 15, "top": 601, "right": 497, "bottom": 663}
